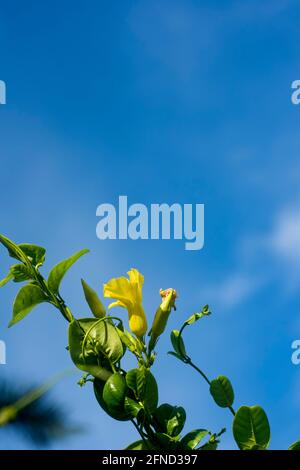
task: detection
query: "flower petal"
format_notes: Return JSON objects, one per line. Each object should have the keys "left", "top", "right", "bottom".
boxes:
{"left": 108, "top": 300, "right": 126, "bottom": 309}
{"left": 127, "top": 268, "right": 144, "bottom": 287}
{"left": 103, "top": 276, "right": 133, "bottom": 307}
{"left": 127, "top": 268, "right": 144, "bottom": 303}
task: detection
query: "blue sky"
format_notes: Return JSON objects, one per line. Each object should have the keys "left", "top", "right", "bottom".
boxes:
{"left": 1, "top": 0, "right": 300, "bottom": 449}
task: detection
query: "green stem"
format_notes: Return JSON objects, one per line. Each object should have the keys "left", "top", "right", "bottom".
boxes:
{"left": 185, "top": 358, "right": 211, "bottom": 386}
{"left": 178, "top": 321, "right": 236, "bottom": 417}
{"left": 33, "top": 269, "right": 74, "bottom": 322}
{"left": 130, "top": 419, "right": 149, "bottom": 449}
{"left": 185, "top": 358, "right": 235, "bottom": 416}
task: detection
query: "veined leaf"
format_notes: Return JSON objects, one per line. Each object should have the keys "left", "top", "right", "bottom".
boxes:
{"left": 68, "top": 318, "right": 123, "bottom": 380}
{"left": 166, "top": 406, "right": 186, "bottom": 437}
{"left": 124, "top": 397, "right": 143, "bottom": 419}
{"left": 17, "top": 244, "right": 46, "bottom": 267}
{"left": 10, "top": 264, "right": 33, "bottom": 283}
{"left": 180, "top": 429, "right": 210, "bottom": 449}
{"left": 141, "top": 370, "right": 159, "bottom": 413}
{"left": 48, "top": 249, "right": 89, "bottom": 294}
{"left": 126, "top": 368, "right": 158, "bottom": 413}
{"left": 210, "top": 376, "right": 234, "bottom": 408}
{"left": 0, "top": 234, "right": 27, "bottom": 263}
{"left": 233, "top": 405, "right": 271, "bottom": 450}
{"left": 152, "top": 403, "right": 186, "bottom": 437}
{"left": 126, "top": 368, "right": 147, "bottom": 400}
{"left": 9, "top": 284, "right": 47, "bottom": 327}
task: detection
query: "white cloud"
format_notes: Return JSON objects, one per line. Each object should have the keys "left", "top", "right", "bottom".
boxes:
{"left": 203, "top": 202, "right": 300, "bottom": 311}
{"left": 203, "top": 273, "right": 261, "bottom": 311}
{"left": 268, "top": 207, "right": 300, "bottom": 264}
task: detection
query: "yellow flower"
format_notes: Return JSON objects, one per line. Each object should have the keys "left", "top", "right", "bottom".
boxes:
{"left": 148, "top": 288, "right": 177, "bottom": 351}
{"left": 159, "top": 288, "right": 177, "bottom": 311}
{"left": 103, "top": 268, "right": 148, "bottom": 337}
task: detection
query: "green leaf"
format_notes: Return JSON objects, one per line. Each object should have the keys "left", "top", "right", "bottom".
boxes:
{"left": 0, "top": 272, "right": 13, "bottom": 288}
{"left": 180, "top": 429, "right": 209, "bottom": 449}
{"left": 9, "top": 284, "right": 47, "bottom": 327}
{"left": 68, "top": 319, "right": 123, "bottom": 380}
{"left": 198, "top": 427, "right": 225, "bottom": 450}
{"left": 125, "top": 439, "right": 155, "bottom": 450}
{"left": 288, "top": 440, "right": 300, "bottom": 450}
{"left": 17, "top": 244, "right": 46, "bottom": 267}
{"left": 0, "top": 234, "right": 27, "bottom": 263}
{"left": 10, "top": 264, "right": 33, "bottom": 283}
{"left": 184, "top": 305, "right": 211, "bottom": 326}
{"left": 233, "top": 405, "right": 271, "bottom": 450}
{"left": 48, "top": 249, "right": 89, "bottom": 294}
{"left": 167, "top": 351, "right": 186, "bottom": 363}
{"left": 155, "top": 433, "right": 179, "bottom": 450}
{"left": 81, "top": 279, "right": 106, "bottom": 318}
{"left": 126, "top": 368, "right": 147, "bottom": 400}
{"left": 152, "top": 404, "right": 186, "bottom": 437}
{"left": 117, "top": 329, "right": 139, "bottom": 354}
{"left": 92, "top": 319, "right": 125, "bottom": 363}
{"left": 125, "top": 440, "right": 144, "bottom": 450}
{"left": 126, "top": 368, "right": 158, "bottom": 413}
{"left": 199, "top": 439, "right": 219, "bottom": 450}
{"left": 210, "top": 376, "right": 234, "bottom": 408}
{"left": 124, "top": 397, "right": 143, "bottom": 418}
{"left": 152, "top": 403, "right": 174, "bottom": 432}
{"left": 171, "top": 330, "right": 186, "bottom": 357}
{"left": 142, "top": 371, "right": 158, "bottom": 413}
{"left": 0, "top": 236, "right": 46, "bottom": 267}
{"left": 166, "top": 406, "right": 186, "bottom": 437}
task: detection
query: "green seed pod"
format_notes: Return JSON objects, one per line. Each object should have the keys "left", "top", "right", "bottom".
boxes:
{"left": 103, "top": 373, "right": 127, "bottom": 411}
{"left": 94, "top": 377, "right": 130, "bottom": 421}
{"left": 81, "top": 279, "right": 106, "bottom": 318}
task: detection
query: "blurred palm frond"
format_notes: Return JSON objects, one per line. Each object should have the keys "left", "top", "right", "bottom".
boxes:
{"left": 0, "top": 376, "right": 80, "bottom": 446}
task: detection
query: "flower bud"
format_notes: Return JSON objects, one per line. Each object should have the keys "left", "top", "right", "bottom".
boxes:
{"left": 81, "top": 279, "right": 106, "bottom": 318}
{"left": 149, "top": 288, "right": 177, "bottom": 350}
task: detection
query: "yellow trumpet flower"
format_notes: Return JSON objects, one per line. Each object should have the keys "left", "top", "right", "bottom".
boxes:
{"left": 148, "top": 288, "right": 177, "bottom": 351}
{"left": 103, "top": 268, "right": 148, "bottom": 337}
